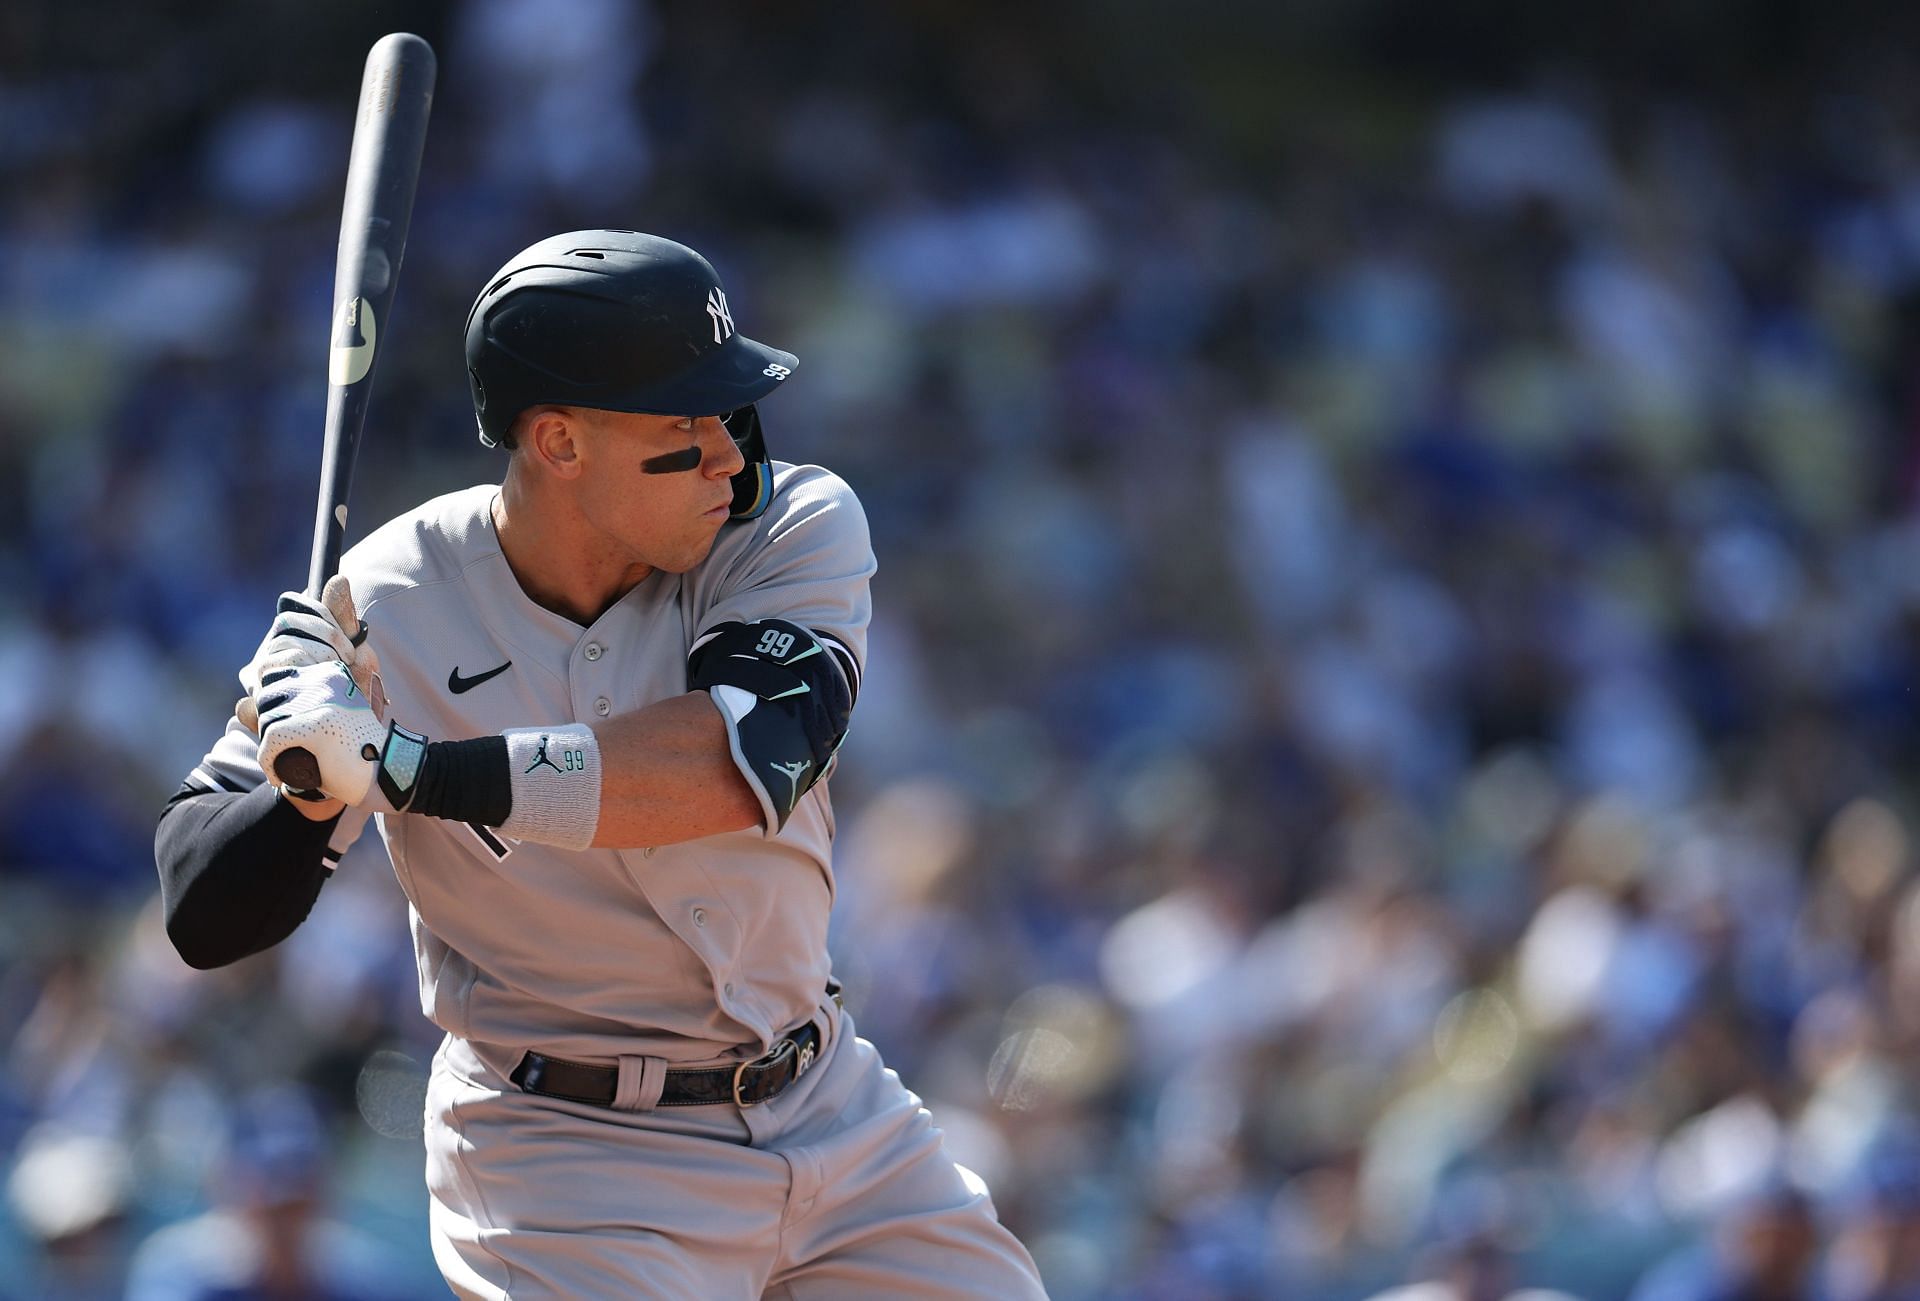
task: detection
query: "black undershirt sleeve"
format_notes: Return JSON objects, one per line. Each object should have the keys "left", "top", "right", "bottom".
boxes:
{"left": 154, "top": 782, "right": 340, "bottom": 970}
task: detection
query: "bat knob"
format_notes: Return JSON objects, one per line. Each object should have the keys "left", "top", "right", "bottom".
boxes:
{"left": 273, "top": 747, "right": 324, "bottom": 793}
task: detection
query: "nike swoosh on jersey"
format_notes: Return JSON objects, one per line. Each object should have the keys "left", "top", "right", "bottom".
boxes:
{"left": 448, "top": 661, "right": 513, "bottom": 694}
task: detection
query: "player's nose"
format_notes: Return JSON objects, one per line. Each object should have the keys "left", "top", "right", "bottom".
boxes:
{"left": 704, "top": 415, "right": 746, "bottom": 477}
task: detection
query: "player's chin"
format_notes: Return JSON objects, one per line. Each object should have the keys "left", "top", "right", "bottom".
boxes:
{"left": 658, "top": 531, "right": 725, "bottom": 574}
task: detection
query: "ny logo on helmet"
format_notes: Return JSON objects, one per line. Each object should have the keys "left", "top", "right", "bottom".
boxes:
{"left": 706, "top": 288, "right": 735, "bottom": 345}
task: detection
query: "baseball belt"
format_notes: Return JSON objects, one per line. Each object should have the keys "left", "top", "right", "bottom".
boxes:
{"left": 511, "top": 1019, "right": 823, "bottom": 1109}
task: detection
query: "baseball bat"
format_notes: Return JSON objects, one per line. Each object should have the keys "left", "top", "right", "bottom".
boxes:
{"left": 307, "top": 31, "right": 436, "bottom": 597}
{"left": 277, "top": 32, "right": 435, "bottom": 792}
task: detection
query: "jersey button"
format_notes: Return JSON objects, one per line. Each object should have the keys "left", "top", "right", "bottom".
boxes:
{"left": 584, "top": 643, "right": 603, "bottom": 661}
{"left": 723, "top": 983, "right": 734, "bottom": 997}
{"left": 693, "top": 908, "right": 707, "bottom": 927}
{"left": 594, "top": 697, "right": 611, "bottom": 717}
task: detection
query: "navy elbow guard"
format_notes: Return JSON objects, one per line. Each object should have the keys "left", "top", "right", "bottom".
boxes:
{"left": 688, "top": 619, "right": 855, "bottom": 830}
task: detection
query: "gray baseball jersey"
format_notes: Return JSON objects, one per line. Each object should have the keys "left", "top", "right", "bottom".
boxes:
{"left": 190, "top": 462, "right": 1046, "bottom": 1297}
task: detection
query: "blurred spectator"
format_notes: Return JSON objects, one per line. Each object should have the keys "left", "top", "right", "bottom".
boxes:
{"left": 1822, "top": 1134, "right": 1920, "bottom": 1301}
{"left": 123, "top": 1086, "right": 409, "bottom": 1301}
{"left": 4, "top": 1124, "right": 131, "bottom": 1300}
{"left": 1630, "top": 1186, "right": 1821, "bottom": 1301}
{"left": 1364, "top": 1234, "right": 1581, "bottom": 1301}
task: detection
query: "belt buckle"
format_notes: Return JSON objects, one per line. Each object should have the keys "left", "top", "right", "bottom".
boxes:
{"left": 733, "top": 1036, "right": 797, "bottom": 1108}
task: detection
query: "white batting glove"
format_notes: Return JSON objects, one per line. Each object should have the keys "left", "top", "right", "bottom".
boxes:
{"left": 237, "top": 576, "right": 384, "bottom": 733}
{"left": 254, "top": 660, "right": 424, "bottom": 812}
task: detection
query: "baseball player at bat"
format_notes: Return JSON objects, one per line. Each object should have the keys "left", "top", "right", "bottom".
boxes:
{"left": 154, "top": 232, "right": 1047, "bottom": 1299}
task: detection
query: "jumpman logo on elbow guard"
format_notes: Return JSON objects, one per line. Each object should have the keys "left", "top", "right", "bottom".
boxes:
{"left": 772, "top": 758, "right": 812, "bottom": 813}
{"left": 525, "top": 735, "right": 564, "bottom": 775}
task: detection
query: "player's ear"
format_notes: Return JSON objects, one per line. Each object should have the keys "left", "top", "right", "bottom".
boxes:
{"left": 522, "top": 407, "right": 583, "bottom": 479}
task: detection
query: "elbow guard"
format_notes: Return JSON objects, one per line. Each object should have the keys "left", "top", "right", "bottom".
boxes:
{"left": 688, "top": 619, "right": 855, "bottom": 831}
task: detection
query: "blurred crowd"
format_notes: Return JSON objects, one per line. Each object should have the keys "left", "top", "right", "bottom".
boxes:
{"left": 7, "top": 0, "right": 1920, "bottom": 1297}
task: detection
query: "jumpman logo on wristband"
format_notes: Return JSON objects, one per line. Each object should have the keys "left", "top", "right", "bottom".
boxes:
{"left": 525, "top": 735, "right": 564, "bottom": 775}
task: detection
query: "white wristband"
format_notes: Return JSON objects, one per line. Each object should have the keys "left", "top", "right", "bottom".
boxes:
{"left": 499, "top": 725, "right": 601, "bottom": 850}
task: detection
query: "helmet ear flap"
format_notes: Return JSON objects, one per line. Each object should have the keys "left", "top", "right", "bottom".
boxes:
{"left": 470, "top": 368, "right": 501, "bottom": 448}
{"left": 725, "top": 405, "right": 773, "bottom": 520}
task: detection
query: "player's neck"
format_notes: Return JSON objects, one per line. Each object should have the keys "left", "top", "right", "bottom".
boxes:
{"left": 491, "top": 480, "right": 652, "bottom": 626}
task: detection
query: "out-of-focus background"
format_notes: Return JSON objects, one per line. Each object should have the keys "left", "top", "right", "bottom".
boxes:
{"left": 7, "top": 0, "right": 1920, "bottom": 1297}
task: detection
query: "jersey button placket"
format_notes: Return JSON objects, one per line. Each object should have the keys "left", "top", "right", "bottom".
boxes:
{"left": 572, "top": 634, "right": 612, "bottom": 723}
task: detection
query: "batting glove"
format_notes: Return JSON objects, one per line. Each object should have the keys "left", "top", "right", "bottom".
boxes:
{"left": 237, "top": 575, "right": 385, "bottom": 732}
{"left": 254, "top": 660, "right": 427, "bottom": 814}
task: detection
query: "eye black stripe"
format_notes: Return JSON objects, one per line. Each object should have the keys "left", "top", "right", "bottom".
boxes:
{"left": 641, "top": 445, "right": 703, "bottom": 474}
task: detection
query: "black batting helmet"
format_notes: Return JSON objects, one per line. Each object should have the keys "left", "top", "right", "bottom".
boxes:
{"left": 464, "top": 230, "right": 794, "bottom": 519}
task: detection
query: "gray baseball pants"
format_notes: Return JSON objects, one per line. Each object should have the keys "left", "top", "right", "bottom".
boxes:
{"left": 425, "top": 1007, "right": 1047, "bottom": 1298}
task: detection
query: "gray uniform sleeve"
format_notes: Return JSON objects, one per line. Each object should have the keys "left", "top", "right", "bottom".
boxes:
{"left": 697, "top": 467, "right": 875, "bottom": 690}
{"left": 690, "top": 467, "right": 875, "bottom": 833}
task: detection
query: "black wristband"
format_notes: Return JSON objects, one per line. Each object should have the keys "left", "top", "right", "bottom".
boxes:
{"left": 406, "top": 736, "right": 513, "bottom": 827}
